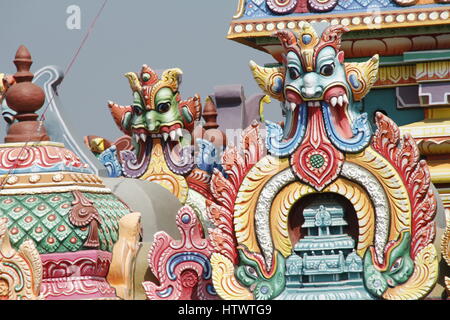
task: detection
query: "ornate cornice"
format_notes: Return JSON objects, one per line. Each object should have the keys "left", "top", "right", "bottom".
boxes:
{"left": 375, "top": 61, "right": 450, "bottom": 88}
{"left": 229, "top": 7, "right": 450, "bottom": 40}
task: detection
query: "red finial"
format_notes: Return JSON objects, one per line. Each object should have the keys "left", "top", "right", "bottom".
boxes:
{"left": 203, "top": 96, "right": 219, "bottom": 130}
{"left": 4, "top": 45, "right": 49, "bottom": 142}
{"left": 202, "top": 96, "right": 226, "bottom": 150}
{"left": 13, "top": 45, "right": 34, "bottom": 83}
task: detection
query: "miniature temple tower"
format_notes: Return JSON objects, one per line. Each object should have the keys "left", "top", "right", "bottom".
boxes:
{"left": 280, "top": 199, "right": 371, "bottom": 300}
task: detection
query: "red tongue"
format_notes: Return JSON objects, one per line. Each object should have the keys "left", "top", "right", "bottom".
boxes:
{"left": 137, "top": 139, "right": 146, "bottom": 162}
{"left": 329, "top": 104, "right": 353, "bottom": 139}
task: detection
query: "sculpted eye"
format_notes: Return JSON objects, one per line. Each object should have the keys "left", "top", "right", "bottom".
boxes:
{"left": 157, "top": 102, "right": 171, "bottom": 113}
{"left": 390, "top": 257, "right": 403, "bottom": 273}
{"left": 288, "top": 67, "right": 300, "bottom": 80}
{"left": 142, "top": 72, "right": 151, "bottom": 82}
{"left": 320, "top": 63, "right": 335, "bottom": 76}
{"left": 133, "top": 105, "right": 143, "bottom": 116}
{"left": 245, "top": 266, "right": 258, "bottom": 278}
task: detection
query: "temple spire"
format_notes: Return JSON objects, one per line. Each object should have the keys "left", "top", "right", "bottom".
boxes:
{"left": 4, "top": 45, "right": 49, "bottom": 143}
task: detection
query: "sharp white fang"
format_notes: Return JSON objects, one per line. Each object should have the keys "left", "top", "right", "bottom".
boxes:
{"left": 140, "top": 133, "right": 147, "bottom": 142}
{"left": 338, "top": 96, "right": 343, "bottom": 107}
{"left": 176, "top": 128, "right": 183, "bottom": 138}
{"left": 331, "top": 97, "right": 338, "bottom": 107}
{"left": 290, "top": 102, "right": 296, "bottom": 111}
{"left": 169, "top": 130, "right": 177, "bottom": 141}
{"left": 163, "top": 132, "right": 169, "bottom": 141}
{"left": 343, "top": 94, "right": 349, "bottom": 105}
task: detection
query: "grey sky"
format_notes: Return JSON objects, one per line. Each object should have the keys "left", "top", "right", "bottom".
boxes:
{"left": 0, "top": 0, "right": 281, "bottom": 142}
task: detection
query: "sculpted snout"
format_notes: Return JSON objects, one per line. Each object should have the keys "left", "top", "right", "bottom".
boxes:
{"left": 299, "top": 73, "right": 323, "bottom": 99}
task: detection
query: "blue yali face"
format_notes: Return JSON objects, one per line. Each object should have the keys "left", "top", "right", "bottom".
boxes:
{"left": 255, "top": 25, "right": 378, "bottom": 157}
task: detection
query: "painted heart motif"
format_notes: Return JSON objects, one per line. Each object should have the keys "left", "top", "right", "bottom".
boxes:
{"left": 290, "top": 106, "right": 343, "bottom": 191}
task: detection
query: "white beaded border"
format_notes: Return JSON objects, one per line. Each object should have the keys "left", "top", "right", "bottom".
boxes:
{"left": 230, "top": 9, "right": 450, "bottom": 35}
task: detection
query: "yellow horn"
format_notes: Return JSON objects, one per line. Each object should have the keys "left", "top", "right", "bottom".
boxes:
{"left": 160, "top": 68, "right": 183, "bottom": 92}
{"left": 249, "top": 60, "right": 285, "bottom": 102}
{"left": 345, "top": 54, "right": 379, "bottom": 101}
{"left": 124, "top": 72, "right": 142, "bottom": 93}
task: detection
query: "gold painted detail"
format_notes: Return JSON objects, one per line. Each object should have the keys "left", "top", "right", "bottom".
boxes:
{"left": 0, "top": 141, "right": 65, "bottom": 149}
{"left": 375, "top": 61, "right": 450, "bottom": 88}
{"left": 377, "top": 64, "right": 416, "bottom": 87}
{"left": 210, "top": 253, "right": 253, "bottom": 300}
{"left": 442, "top": 211, "right": 449, "bottom": 296}
{"left": 270, "top": 182, "right": 314, "bottom": 257}
{"left": 325, "top": 179, "right": 376, "bottom": 257}
{"left": 234, "top": 156, "right": 289, "bottom": 254}
{"left": 0, "top": 218, "right": 43, "bottom": 300}
{"left": 125, "top": 72, "right": 142, "bottom": 94}
{"left": 345, "top": 55, "right": 379, "bottom": 101}
{"left": 416, "top": 61, "right": 450, "bottom": 82}
{"left": 383, "top": 244, "right": 439, "bottom": 300}
{"left": 0, "top": 172, "right": 105, "bottom": 190}
{"left": 148, "top": 69, "right": 183, "bottom": 109}
{"left": 296, "top": 22, "right": 320, "bottom": 72}
{"left": 424, "top": 107, "right": 450, "bottom": 120}
{"left": 425, "top": 160, "right": 450, "bottom": 184}
{"left": 417, "top": 140, "right": 450, "bottom": 156}
{"left": 249, "top": 61, "right": 285, "bottom": 102}
{"left": 140, "top": 139, "right": 189, "bottom": 204}
{"left": 108, "top": 212, "right": 142, "bottom": 300}
{"left": 270, "top": 179, "right": 376, "bottom": 258}
{"left": 233, "top": 0, "right": 246, "bottom": 19}
{"left": 346, "top": 147, "right": 412, "bottom": 241}
{"left": 441, "top": 206, "right": 450, "bottom": 296}
{"left": 401, "top": 120, "right": 450, "bottom": 140}
{"left": 0, "top": 73, "right": 5, "bottom": 98}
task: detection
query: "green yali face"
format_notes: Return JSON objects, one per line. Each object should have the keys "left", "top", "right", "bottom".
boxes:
{"left": 130, "top": 87, "right": 183, "bottom": 133}
{"left": 381, "top": 232, "right": 414, "bottom": 287}
{"left": 235, "top": 248, "right": 286, "bottom": 300}
{"left": 125, "top": 87, "right": 185, "bottom": 158}
{"left": 363, "top": 231, "right": 414, "bottom": 297}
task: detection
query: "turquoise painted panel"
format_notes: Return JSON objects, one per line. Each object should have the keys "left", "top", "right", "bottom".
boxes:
{"left": 362, "top": 88, "right": 424, "bottom": 128}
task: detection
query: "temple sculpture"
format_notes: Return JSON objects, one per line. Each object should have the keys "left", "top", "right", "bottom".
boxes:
{"left": 0, "top": 0, "right": 449, "bottom": 300}
{"left": 203, "top": 23, "right": 438, "bottom": 301}
{"left": 0, "top": 46, "right": 143, "bottom": 300}
{"left": 280, "top": 198, "right": 370, "bottom": 300}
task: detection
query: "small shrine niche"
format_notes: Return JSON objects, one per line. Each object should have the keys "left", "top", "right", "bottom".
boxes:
{"left": 281, "top": 194, "right": 371, "bottom": 300}
{"left": 288, "top": 193, "right": 359, "bottom": 247}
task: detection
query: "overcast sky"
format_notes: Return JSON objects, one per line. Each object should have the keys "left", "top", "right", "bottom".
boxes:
{"left": 0, "top": 0, "right": 280, "bottom": 141}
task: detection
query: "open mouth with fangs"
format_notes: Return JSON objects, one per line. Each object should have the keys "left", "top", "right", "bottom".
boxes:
{"left": 131, "top": 128, "right": 153, "bottom": 163}
{"left": 285, "top": 85, "right": 354, "bottom": 141}
{"left": 131, "top": 123, "right": 184, "bottom": 163}
{"left": 322, "top": 86, "right": 353, "bottom": 140}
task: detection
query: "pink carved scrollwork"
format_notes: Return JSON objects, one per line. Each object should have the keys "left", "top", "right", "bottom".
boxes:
{"left": 143, "top": 206, "right": 217, "bottom": 300}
